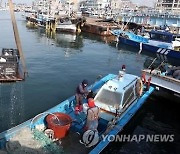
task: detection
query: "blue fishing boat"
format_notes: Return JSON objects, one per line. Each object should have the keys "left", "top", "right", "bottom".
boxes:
{"left": 111, "top": 29, "right": 180, "bottom": 59}
{"left": 0, "top": 72, "right": 154, "bottom": 153}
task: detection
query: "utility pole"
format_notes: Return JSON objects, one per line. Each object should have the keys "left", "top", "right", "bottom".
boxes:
{"left": 8, "top": 0, "right": 27, "bottom": 77}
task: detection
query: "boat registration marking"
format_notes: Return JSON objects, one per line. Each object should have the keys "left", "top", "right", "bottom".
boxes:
{"left": 157, "top": 48, "right": 162, "bottom": 53}
{"left": 164, "top": 50, "right": 170, "bottom": 55}
{"left": 160, "top": 48, "right": 167, "bottom": 54}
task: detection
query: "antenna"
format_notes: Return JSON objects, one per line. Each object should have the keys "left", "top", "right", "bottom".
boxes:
{"left": 8, "top": 0, "right": 28, "bottom": 78}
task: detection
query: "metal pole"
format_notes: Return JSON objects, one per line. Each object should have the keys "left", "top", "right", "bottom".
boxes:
{"left": 8, "top": 0, "right": 27, "bottom": 77}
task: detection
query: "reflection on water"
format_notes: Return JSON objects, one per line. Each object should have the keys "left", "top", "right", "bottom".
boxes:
{"left": 35, "top": 28, "right": 84, "bottom": 50}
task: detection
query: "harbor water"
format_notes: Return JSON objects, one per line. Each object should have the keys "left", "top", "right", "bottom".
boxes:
{"left": 0, "top": 11, "right": 180, "bottom": 153}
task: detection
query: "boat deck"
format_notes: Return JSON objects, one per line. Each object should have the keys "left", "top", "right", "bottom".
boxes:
{"left": 142, "top": 69, "right": 180, "bottom": 94}
{"left": 60, "top": 131, "right": 90, "bottom": 154}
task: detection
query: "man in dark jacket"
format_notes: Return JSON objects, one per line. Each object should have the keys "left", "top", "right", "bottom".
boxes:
{"left": 75, "top": 79, "right": 89, "bottom": 114}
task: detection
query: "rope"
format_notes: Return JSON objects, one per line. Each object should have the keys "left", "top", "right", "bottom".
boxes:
{"left": 148, "top": 57, "right": 157, "bottom": 69}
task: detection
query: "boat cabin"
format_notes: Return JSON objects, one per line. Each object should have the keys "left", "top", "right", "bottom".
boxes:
{"left": 149, "top": 30, "right": 173, "bottom": 43}
{"left": 94, "top": 73, "right": 139, "bottom": 121}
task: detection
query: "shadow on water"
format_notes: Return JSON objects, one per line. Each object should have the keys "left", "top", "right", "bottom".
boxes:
{"left": 102, "top": 94, "right": 180, "bottom": 154}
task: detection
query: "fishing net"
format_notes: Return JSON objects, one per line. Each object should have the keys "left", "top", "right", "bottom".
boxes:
{"left": 7, "top": 127, "right": 63, "bottom": 154}
{"left": 33, "top": 129, "right": 63, "bottom": 154}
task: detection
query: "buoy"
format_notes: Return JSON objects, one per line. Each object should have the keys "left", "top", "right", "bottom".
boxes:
{"left": 135, "top": 79, "right": 143, "bottom": 96}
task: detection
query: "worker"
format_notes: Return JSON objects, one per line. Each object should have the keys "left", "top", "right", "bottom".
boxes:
{"left": 85, "top": 98, "right": 99, "bottom": 130}
{"left": 75, "top": 79, "right": 89, "bottom": 114}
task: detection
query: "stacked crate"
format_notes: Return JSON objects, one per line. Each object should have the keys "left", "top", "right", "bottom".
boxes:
{"left": 0, "top": 48, "right": 19, "bottom": 77}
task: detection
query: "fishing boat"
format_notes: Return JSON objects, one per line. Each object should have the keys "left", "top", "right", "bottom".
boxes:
{"left": 111, "top": 29, "right": 180, "bottom": 59}
{"left": 0, "top": 71, "right": 154, "bottom": 153}
{"left": 142, "top": 57, "right": 180, "bottom": 98}
{"left": 56, "top": 17, "right": 77, "bottom": 33}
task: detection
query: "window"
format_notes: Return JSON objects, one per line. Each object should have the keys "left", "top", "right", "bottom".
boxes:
{"left": 150, "top": 33, "right": 171, "bottom": 43}
{"left": 95, "top": 89, "right": 122, "bottom": 107}
{"left": 122, "top": 86, "right": 135, "bottom": 107}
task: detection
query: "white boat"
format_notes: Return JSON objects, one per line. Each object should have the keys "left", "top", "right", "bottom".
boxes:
{"left": 56, "top": 17, "right": 77, "bottom": 33}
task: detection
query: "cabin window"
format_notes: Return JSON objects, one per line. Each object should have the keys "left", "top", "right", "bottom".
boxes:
{"left": 122, "top": 86, "right": 135, "bottom": 107}
{"left": 150, "top": 33, "right": 171, "bottom": 43}
{"left": 95, "top": 89, "right": 122, "bottom": 107}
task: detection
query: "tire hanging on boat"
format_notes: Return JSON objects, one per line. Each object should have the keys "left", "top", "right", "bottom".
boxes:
{"left": 135, "top": 79, "right": 143, "bottom": 96}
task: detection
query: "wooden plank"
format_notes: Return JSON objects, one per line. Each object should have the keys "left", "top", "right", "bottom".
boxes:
{"left": 8, "top": 0, "right": 27, "bottom": 77}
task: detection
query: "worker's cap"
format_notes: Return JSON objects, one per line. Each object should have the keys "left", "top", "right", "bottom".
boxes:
{"left": 82, "top": 79, "right": 88, "bottom": 86}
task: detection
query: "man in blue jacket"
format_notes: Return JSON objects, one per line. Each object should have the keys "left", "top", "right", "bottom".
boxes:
{"left": 75, "top": 79, "right": 89, "bottom": 114}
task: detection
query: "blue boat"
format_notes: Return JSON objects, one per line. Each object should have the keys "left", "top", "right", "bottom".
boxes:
{"left": 0, "top": 73, "right": 154, "bottom": 154}
{"left": 111, "top": 29, "right": 180, "bottom": 60}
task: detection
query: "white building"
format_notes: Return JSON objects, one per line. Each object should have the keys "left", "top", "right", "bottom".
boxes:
{"left": 155, "top": 0, "right": 180, "bottom": 14}
{"left": 111, "top": 0, "right": 137, "bottom": 13}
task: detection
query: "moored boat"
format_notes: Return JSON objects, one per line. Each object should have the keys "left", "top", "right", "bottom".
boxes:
{"left": 111, "top": 29, "right": 180, "bottom": 59}
{"left": 142, "top": 57, "right": 180, "bottom": 98}
{"left": 56, "top": 17, "right": 77, "bottom": 33}
{"left": 0, "top": 71, "right": 154, "bottom": 153}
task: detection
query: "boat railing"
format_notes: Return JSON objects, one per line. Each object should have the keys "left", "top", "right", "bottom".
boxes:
{"left": 142, "top": 69, "right": 180, "bottom": 84}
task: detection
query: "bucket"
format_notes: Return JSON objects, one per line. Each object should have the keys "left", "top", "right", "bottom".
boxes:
{"left": 46, "top": 112, "right": 72, "bottom": 139}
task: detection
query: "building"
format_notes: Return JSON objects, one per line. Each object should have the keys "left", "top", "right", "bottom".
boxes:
{"left": 155, "top": 0, "right": 180, "bottom": 14}
{"left": 80, "top": 0, "right": 137, "bottom": 13}
{"left": 110, "top": 0, "right": 137, "bottom": 13}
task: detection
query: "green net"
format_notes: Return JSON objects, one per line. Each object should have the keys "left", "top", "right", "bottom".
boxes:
{"left": 33, "top": 129, "right": 64, "bottom": 154}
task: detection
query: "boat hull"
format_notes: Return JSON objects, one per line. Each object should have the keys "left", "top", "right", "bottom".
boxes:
{"left": 118, "top": 36, "right": 180, "bottom": 59}
{"left": 56, "top": 24, "right": 76, "bottom": 33}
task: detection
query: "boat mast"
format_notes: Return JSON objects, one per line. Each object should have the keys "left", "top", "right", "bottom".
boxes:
{"left": 8, "top": 0, "right": 27, "bottom": 77}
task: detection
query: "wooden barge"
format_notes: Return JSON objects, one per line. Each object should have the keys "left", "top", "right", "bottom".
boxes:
{"left": 81, "top": 17, "right": 119, "bottom": 36}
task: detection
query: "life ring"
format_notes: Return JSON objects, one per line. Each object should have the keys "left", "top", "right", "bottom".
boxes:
{"left": 135, "top": 79, "right": 143, "bottom": 96}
